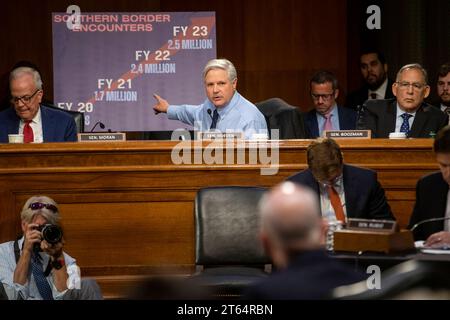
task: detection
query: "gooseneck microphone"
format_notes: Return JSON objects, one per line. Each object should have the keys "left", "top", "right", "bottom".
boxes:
{"left": 90, "top": 121, "right": 105, "bottom": 132}
{"left": 410, "top": 216, "right": 450, "bottom": 232}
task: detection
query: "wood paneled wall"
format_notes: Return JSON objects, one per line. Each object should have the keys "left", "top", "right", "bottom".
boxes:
{"left": 0, "top": 139, "right": 437, "bottom": 297}
{"left": 0, "top": 0, "right": 348, "bottom": 110}
{"left": 1, "top": 1, "right": 448, "bottom": 112}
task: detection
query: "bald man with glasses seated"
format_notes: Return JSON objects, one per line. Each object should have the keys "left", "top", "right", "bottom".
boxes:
{"left": 0, "top": 66, "right": 77, "bottom": 143}
{"left": 304, "top": 70, "right": 357, "bottom": 138}
{"left": 359, "top": 63, "right": 448, "bottom": 138}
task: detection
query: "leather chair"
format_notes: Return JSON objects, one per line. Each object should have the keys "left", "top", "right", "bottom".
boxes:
{"left": 0, "top": 283, "right": 7, "bottom": 300}
{"left": 255, "top": 98, "right": 307, "bottom": 139}
{"left": 191, "top": 186, "right": 271, "bottom": 298}
{"left": 332, "top": 260, "right": 450, "bottom": 300}
{"left": 42, "top": 103, "right": 85, "bottom": 133}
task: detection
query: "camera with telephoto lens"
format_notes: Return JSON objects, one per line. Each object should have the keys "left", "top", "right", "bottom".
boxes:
{"left": 36, "top": 224, "right": 63, "bottom": 244}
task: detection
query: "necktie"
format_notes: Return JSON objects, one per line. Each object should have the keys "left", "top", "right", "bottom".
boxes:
{"left": 444, "top": 107, "right": 450, "bottom": 125}
{"left": 210, "top": 109, "right": 219, "bottom": 129}
{"left": 370, "top": 93, "right": 377, "bottom": 99}
{"left": 327, "top": 186, "right": 346, "bottom": 223}
{"left": 323, "top": 113, "right": 333, "bottom": 132}
{"left": 400, "top": 113, "right": 413, "bottom": 136}
{"left": 23, "top": 120, "right": 34, "bottom": 143}
{"left": 31, "top": 253, "right": 54, "bottom": 300}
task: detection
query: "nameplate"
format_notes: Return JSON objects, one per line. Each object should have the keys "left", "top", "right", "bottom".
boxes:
{"left": 196, "top": 131, "right": 244, "bottom": 140}
{"left": 346, "top": 218, "right": 397, "bottom": 233}
{"left": 77, "top": 132, "right": 126, "bottom": 142}
{"left": 323, "top": 130, "right": 371, "bottom": 139}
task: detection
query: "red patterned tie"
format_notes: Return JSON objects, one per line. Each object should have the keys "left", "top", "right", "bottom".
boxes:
{"left": 23, "top": 120, "right": 34, "bottom": 143}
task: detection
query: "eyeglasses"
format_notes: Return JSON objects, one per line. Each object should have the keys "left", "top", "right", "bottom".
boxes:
{"left": 396, "top": 81, "right": 427, "bottom": 90}
{"left": 29, "top": 202, "right": 58, "bottom": 213}
{"left": 311, "top": 92, "right": 334, "bottom": 101}
{"left": 10, "top": 89, "right": 41, "bottom": 105}
{"left": 319, "top": 174, "right": 343, "bottom": 187}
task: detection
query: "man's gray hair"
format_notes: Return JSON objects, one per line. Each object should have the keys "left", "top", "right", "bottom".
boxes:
{"left": 20, "top": 195, "right": 60, "bottom": 225}
{"left": 202, "top": 58, "right": 237, "bottom": 82}
{"left": 10, "top": 66, "right": 43, "bottom": 90}
{"left": 396, "top": 63, "right": 428, "bottom": 84}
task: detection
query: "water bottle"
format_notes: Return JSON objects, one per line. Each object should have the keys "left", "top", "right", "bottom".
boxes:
{"left": 326, "top": 220, "right": 343, "bottom": 251}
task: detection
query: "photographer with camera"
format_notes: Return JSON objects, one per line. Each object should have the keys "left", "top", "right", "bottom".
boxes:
{"left": 0, "top": 195, "right": 102, "bottom": 300}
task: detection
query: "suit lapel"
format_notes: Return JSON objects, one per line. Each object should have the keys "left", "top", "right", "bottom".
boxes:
{"left": 338, "top": 106, "right": 347, "bottom": 129}
{"left": 306, "top": 111, "right": 320, "bottom": 138}
{"left": 435, "top": 174, "right": 448, "bottom": 219}
{"left": 409, "top": 104, "right": 428, "bottom": 138}
{"left": 342, "top": 165, "right": 357, "bottom": 218}
{"left": 381, "top": 101, "right": 397, "bottom": 137}
{"left": 303, "top": 170, "right": 322, "bottom": 215}
{"left": 41, "top": 106, "right": 53, "bottom": 141}
{"left": 7, "top": 108, "right": 20, "bottom": 134}
{"left": 385, "top": 79, "right": 395, "bottom": 99}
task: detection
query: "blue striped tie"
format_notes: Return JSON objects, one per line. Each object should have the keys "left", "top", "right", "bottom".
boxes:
{"left": 31, "top": 253, "right": 54, "bottom": 300}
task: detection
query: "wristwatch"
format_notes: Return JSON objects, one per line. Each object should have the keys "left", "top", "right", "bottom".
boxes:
{"left": 51, "top": 258, "right": 65, "bottom": 270}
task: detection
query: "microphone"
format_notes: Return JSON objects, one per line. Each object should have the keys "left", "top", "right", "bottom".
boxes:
{"left": 410, "top": 217, "right": 450, "bottom": 232}
{"left": 207, "top": 109, "right": 213, "bottom": 119}
{"left": 90, "top": 121, "right": 105, "bottom": 132}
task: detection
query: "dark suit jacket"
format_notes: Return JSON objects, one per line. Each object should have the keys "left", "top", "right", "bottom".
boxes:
{"left": 408, "top": 172, "right": 448, "bottom": 240}
{"left": 304, "top": 106, "right": 357, "bottom": 139}
{"left": 361, "top": 98, "right": 448, "bottom": 138}
{"left": 345, "top": 78, "right": 395, "bottom": 110}
{"left": 0, "top": 105, "right": 77, "bottom": 143}
{"left": 287, "top": 164, "right": 394, "bottom": 220}
{"left": 244, "top": 250, "right": 366, "bottom": 299}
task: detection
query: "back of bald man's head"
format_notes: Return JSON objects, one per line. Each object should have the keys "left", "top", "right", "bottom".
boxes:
{"left": 259, "top": 182, "right": 323, "bottom": 249}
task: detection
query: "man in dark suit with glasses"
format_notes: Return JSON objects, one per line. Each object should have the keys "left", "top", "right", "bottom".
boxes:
{"left": 304, "top": 71, "right": 357, "bottom": 138}
{"left": 0, "top": 66, "right": 77, "bottom": 143}
{"left": 359, "top": 63, "right": 447, "bottom": 138}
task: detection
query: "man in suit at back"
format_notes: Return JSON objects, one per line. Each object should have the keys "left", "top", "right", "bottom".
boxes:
{"left": 345, "top": 50, "right": 394, "bottom": 110}
{"left": 436, "top": 63, "right": 450, "bottom": 121}
{"left": 409, "top": 126, "right": 450, "bottom": 245}
{"left": 0, "top": 66, "right": 77, "bottom": 143}
{"left": 287, "top": 138, "right": 394, "bottom": 222}
{"left": 244, "top": 181, "right": 366, "bottom": 299}
{"left": 360, "top": 63, "right": 447, "bottom": 138}
{"left": 304, "top": 71, "right": 356, "bottom": 138}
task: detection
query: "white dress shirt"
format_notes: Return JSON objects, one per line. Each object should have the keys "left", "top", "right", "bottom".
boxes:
{"left": 18, "top": 107, "right": 43, "bottom": 143}
{"left": 368, "top": 78, "right": 388, "bottom": 100}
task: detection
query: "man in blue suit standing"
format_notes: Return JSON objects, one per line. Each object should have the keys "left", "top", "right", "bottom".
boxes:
{"left": 287, "top": 138, "right": 394, "bottom": 222}
{"left": 304, "top": 71, "right": 357, "bottom": 138}
{"left": 0, "top": 66, "right": 77, "bottom": 143}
